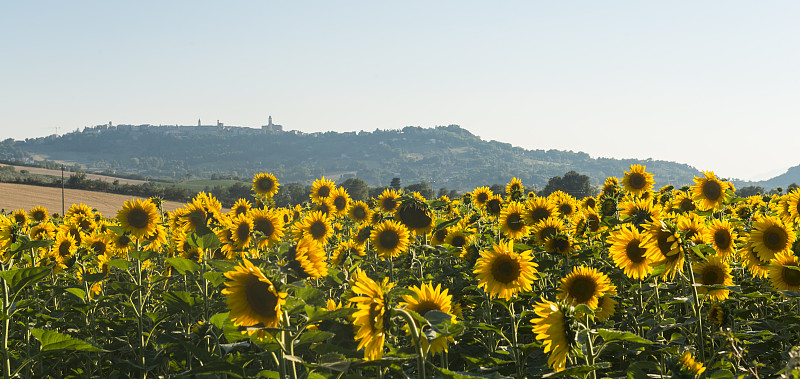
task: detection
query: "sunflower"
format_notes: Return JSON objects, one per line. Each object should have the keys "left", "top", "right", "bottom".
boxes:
{"left": 291, "top": 238, "right": 327, "bottom": 278}
{"left": 739, "top": 242, "right": 770, "bottom": 278}
{"left": 531, "top": 300, "right": 571, "bottom": 372}
{"left": 525, "top": 196, "right": 559, "bottom": 225}
{"left": 677, "top": 213, "right": 707, "bottom": 244}
{"left": 354, "top": 224, "right": 373, "bottom": 247}
{"left": 371, "top": 220, "right": 411, "bottom": 259}
{"left": 54, "top": 231, "right": 77, "bottom": 261}
{"left": 621, "top": 164, "right": 654, "bottom": 196}
{"left": 331, "top": 240, "right": 364, "bottom": 266}
{"left": 328, "top": 187, "right": 351, "bottom": 216}
{"left": 499, "top": 202, "right": 529, "bottom": 240}
{"left": 444, "top": 228, "right": 472, "bottom": 249}
{"left": 506, "top": 177, "right": 524, "bottom": 200}
{"left": 694, "top": 256, "right": 733, "bottom": 302}
{"left": 768, "top": 252, "right": 800, "bottom": 292}
{"left": 396, "top": 196, "right": 434, "bottom": 235}
{"left": 602, "top": 177, "right": 620, "bottom": 196}
{"left": 84, "top": 234, "right": 111, "bottom": 256}
{"left": 230, "top": 199, "right": 252, "bottom": 217}
{"left": 229, "top": 214, "right": 254, "bottom": 249}
{"left": 347, "top": 201, "right": 371, "bottom": 223}
{"left": 484, "top": 195, "right": 504, "bottom": 217}
{"left": 595, "top": 295, "right": 617, "bottom": 322}
{"left": 581, "top": 196, "right": 597, "bottom": 211}
{"left": 642, "top": 221, "right": 684, "bottom": 280}
{"left": 252, "top": 172, "right": 280, "bottom": 199}
{"left": 608, "top": 226, "right": 653, "bottom": 279}
{"left": 294, "top": 211, "right": 332, "bottom": 245}
{"left": 147, "top": 225, "right": 172, "bottom": 249}
{"left": 116, "top": 199, "right": 160, "bottom": 238}
{"left": 223, "top": 259, "right": 287, "bottom": 329}
{"left": 620, "top": 196, "right": 661, "bottom": 225}
{"left": 110, "top": 232, "right": 133, "bottom": 255}
{"left": 557, "top": 265, "right": 615, "bottom": 309}
{"left": 550, "top": 192, "right": 578, "bottom": 220}
{"left": 312, "top": 199, "right": 334, "bottom": 218}
{"left": 377, "top": 189, "right": 401, "bottom": 214}
{"left": 749, "top": 216, "right": 796, "bottom": 262}
{"left": 690, "top": 171, "right": 729, "bottom": 211}
{"left": 783, "top": 190, "right": 800, "bottom": 225}
{"left": 59, "top": 223, "right": 85, "bottom": 246}
{"left": 249, "top": 208, "right": 285, "bottom": 249}
{"left": 30, "top": 222, "right": 56, "bottom": 241}
{"left": 310, "top": 177, "right": 335, "bottom": 204}
{"left": 679, "top": 350, "right": 706, "bottom": 376}
{"left": 472, "top": 187, "right": 493, "bottom": 208}
{"left": 10, "top": 209, "right": 28, "bottom": 226}
{"left": 66, "top": 203, "right": 93, "bottom": 220}
{"left": 670, "top": 190, "right": 696, "bottom": 213}
{"left": 473, "top": 240, "right": 538, "bottom": 300}
{"left": 704, "top": 219, "right": 737, "bottom": 259}
{"left": 28, "top": 206, "right": 50, "bottom": 223}
{"left": 708, "top": 303, "right": 726, "bottom": 326}
{"left": 72, "top": 214, "right": 96, "bottom": 234}
{"left": 430, "top": 225, "right": 449, "bottom": 246}
{"left": 532, "top": 217, "right": 566, "bottom": 247}
{"left": 599, "top": 196, "right": 618, "bottom": 217}
{"left": 349, "top": 269, "right": 394, "bottom": 361}
{"left": 400, "top": 283, "right": 456, "bottom": 355}
{"left": 582, "top": 209, "right": 603, "bottom": 234}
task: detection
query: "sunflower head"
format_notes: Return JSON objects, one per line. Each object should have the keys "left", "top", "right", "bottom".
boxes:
{"left": 400, "top": 282, "right": 456, "bottom": 355}
{"left": 329, "top": 187, "right": 351, "bottom": 215}
{"left": 608, "top": 225, "right": 653, "bottom": 280}
{"left": 472, "top": 187, "right": 493, "bottom": 208}
{"left": 473, "top": 240, "right": 538, "bottom": 300}
{"left": 222, "top": 259, "right": 287, "bottom": 329}
{"left": 531, "top": 300, "right": 573, "bottom": 372}
{"left": 294, "top": 211, "right": 331, "bottom": 245}
{"left": 370, "top": 220, "right": 411, "bottom": 259}
{"left": 749, "top": 215, "right": 796, "bottom": 261}
{"left": 29, "top": 206, "right": 50, "bottom": 223}
{"left": 525, "top": 196, "right": 558, "bottom": 225}
{"left": 287, "top": 238, "right": 327, "bottom": 279}
{"left": 10, "top": 209, "right": 28, "bottom": 226}
{"left": 768, "top": 252, "right": 800, "bottom": 292}
{"left": 116, "top": 199, "right": 160, "bottom": 238}
{"left": 348, "top": 201, "right": 371, "bottom": 223}
{"left": 348, "top": 269, "right": 395, "bottom": 361}
{"left": 500, "top": 202, "right": 529, "bottom": 240}
{"left": 310, "top": 177, "right": 336, "bottom": 204}
{"left": 252, "top": 172, "right": 280, "bottom": 198}
{"left": 506, "top": 177, "right": 524, "bottom": 201}
{"left": 621, "top": 165, "right": 654, "bottom": 196}
{"left": 679, "top": 350, "right": 706, "bottom": 376}
{"left": 691, "top": 171, "right": 730, "bottom": 211}
{"left": 377, "top": 189, "right": 401, "bottom": 213}
{"left": 708, "top": 303, "right": 726, "bottom": 326}
{"left": 693, "top": 256, "right": 733, "bottom": 302}
{"left": 396, "top": 197, "right": 433, "bottom": 235}
{"left": 231, "top": 199, "right": 252, "bottom": 217}
{"left": 557, "top": 265, "right": 615, "bottom": 309}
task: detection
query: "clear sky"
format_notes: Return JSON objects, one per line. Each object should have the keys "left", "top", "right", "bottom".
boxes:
{"left": 2, "top": 1, "right": 799, "bottom": 181}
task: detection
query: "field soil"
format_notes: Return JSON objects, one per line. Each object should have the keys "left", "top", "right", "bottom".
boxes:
{"left": 0, "top": 182, "right": 185, "bottom": 216}
{"left": 0, "top": 163, "right": 146, "bottom": 185}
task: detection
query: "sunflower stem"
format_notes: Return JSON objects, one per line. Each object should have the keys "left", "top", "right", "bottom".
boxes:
{"left": 506, "top": 302, "right": 524, "bottom": 378}
{"left": 584, "top": 314, "right": 597, "bottom": 379}
{"left": 2, "top": 264, "right": 11, "bottom": 379}
{"left": 685, "top": 251, "right": 707, "bottom": 363}
{"left": 395, "top": 309, "right": 426, "bottom": 379}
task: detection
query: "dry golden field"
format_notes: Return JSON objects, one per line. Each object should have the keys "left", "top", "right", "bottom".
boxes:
{"left": 0, "top": 182, "right": 183, "bottom": 216}
{"left": 0, "top": 163, "right": 147, "bottom": 185}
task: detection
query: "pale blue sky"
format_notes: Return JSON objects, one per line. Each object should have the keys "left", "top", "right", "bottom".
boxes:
{"left": 2, "top": 1, "right": 799, "bottom": 181}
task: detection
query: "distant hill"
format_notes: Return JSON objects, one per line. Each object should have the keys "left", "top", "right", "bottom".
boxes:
{"left": 15, "top": 124, "right": 704, "bottom": 192}
{"left": 734, "top": 164, "right": 800, "bottom": 191}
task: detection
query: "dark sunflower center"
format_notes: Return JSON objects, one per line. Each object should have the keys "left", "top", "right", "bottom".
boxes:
{"left": 253, "top": 218, "right": 275, "bottom": 238}
{"left": 13, "top": 214, "right": 25, "bottom": 224}
{"left": 702, "top": 180, "right": 722, "bottom": 202}
{"left": 701, "top": 265, "right": 724, "bottom": 285}
{"left": 317, "top": 186, "right": 331, "bottom": 198}
{"left": 506, "top": 213, "right": 524, "bottom": 231}
{"left": 309, "top": 221, "right": 327, "bottom": 240}
{"left": 236, "top": 222, "right": 251, "bottom": 242}
{"left": 713, "top": 229, "right": 731, "bottom": 250}
{"left": 530, "top": 208, "right": 550, "bottom": 224}
{"left": 244, "top": 275, "right": 279, "bottom": 320}
{"left": 601, "top": 200, "right": 617, "bottom": 216}
{"left": 333, "top": 196, "right": 347, "bottom": 211}
{"left": 657, "top": 232, "right": 676, "bottom": 255}
{"left": 628, "top": 173, "right": 646, "bottom": 190}
{"left": 382, "top": 198, "right": 397, "bottom": 211}
{"left": 433, "top": 229, "right": 447, "bottom": 242}
{"left": 58, "top": 241, "right": 72, "bottom": 256}
{"left": 234, "top": 206, "right": 248, "bottom": 216}
{"left": 551, "top": 236, "right": 570, "bottom": 253}
{"left": 352, "top": 206, "right": 367, "bottom": 220}
{"left": 368, "top": 302, "right": 382, "bottom": 331}
{"left": 257, "top": 178, "right": 274, "bottom": 192}
{"left": 118, "top": 235, "right": 131, "bottom": 246}
{"left": 399, "top": 207, "right": 432, "bottom": 229}
{"left": 127, "top": 208, "right": 150, "bottom": 229}
{"left": 782, "top": 266, "right": 800, "bottom": 287}
{"left": 625, "top": 239, "right": 646, "bottom": 263}
{"left": 476, "top": 193, "right": 489, "bottom": 203}
{"left": 569, "top": 276, "right": 597, "bottom": 304}
{"left": 487, "top": 199, "right": 502, "bottom": 214}
{"left": 680, "top": 198, "right": 696, "bottom": 212}
{"left": 413, "top": 301, "right": 440, "bottom": 317}
{"left": 450, "top": 235, "right": 466, "bottom": 248}
{"left": 587, "top": 214, "right": 601, "bottom": 232}
{"left": 491, "top": 256, "right": 520, "bottom": 284}
{"left": 357, "top": 227, "right": 371, "bottom": 244}
{"left": 379, "top": 229, "right": 400, "bottom": 250}
{"left": 559, "top": 204, "right": 574, "bottom": 216}
{"left": 91, "top": 241, "right": 107, "bottom": 254}
{"left": 538, "top": 226, "right": 557, "bottom": 242}
{"left": 763, "top": 226, "right": 788, "bottom": 251}
{"left": 585, "top": 198, "right": 596, "bottom": 208}
{"left": 32, "top": 210, "right": 46, "bottom": 221}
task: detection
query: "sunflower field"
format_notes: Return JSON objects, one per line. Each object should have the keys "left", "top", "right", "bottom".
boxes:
{"left": 2, "top": 166, "right": 800, "bottom": 378}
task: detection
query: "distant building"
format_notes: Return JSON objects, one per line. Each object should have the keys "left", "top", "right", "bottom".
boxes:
{"left": 262, "top": 115, "right": 283, "bottom": 132}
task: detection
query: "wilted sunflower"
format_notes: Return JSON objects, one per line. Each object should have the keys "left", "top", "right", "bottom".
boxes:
{"left": 396, "top": 196, "right": 434, "bottom": 235}
{"left": 621, "top": 164, "right": 654, "bottom": 196}
{"left": 506, "top": 177, "right": 524, "bottom": 200}
{"left": 400, "top": 283, "right": 456, "bottom": 355}
{"left": 250, "top": 208, "right": 285, "bottom": 249}
{"left": 294, "top": 211, "right": 331, "bottom": 245}
{"left": 691, "top": 171, "right": 729, "bottom": 211}
{"left": 223, "top": 259, "right": 287, "bottom": 329}
{"left": 472, "top": 186, "right": 493, "bottom": 208}
{"left": 679, "top": 350, "right": 706, "bottom": 376}
{"left": 291, "top": 238, "right": 327, "bottom": 278}
{"left": 525, "top": 196, "right": 559, "bottom": 225}
{"left": 310, "top": 177, "right": 335, "bottom": 204}
{"left": 704, "top": 219, "right": 737, "bottom": 260}
{"left": 608, "top": 226, "right": 653, "bottom": 280}
{"left": 230, "top": 199, "right": 252, "bottom": 217}
{"left": 473, "top": 240, "right": 538, "bottom": 300}
{"left": 329, "top": 187, "right": 351, "bottom": 216}
{"left": 377, "top": 189, "right": 401, "bottom": 214}
{"left": 532, "top": 217, "right": 565, "bottom": 247}
{"left": 768, "top": 252, "right": 800, "bottom": 292}
{"left": 694, "top": 256, "right": 733, "bottom": 302}
{"left": 557, "top": 265, "right": 615, "bottom": 309}
{"left": 642, "top": 221, "right": 684, "bottom": 280}
{"left": 117, "top": 199, "right": 160, "bottom": 238}
{"left": 749, "top": 216, "right": 796, "bottom": 262}
{"left": 28, "top": 206, "right": 50, "bottom": 223}
{"left": 252, "top": 172, "right": 280, "bottom": 199}
{"left": 499, "top": 202, "right": 529, "bottom": 240}
{"left": 370, "top": 220, "right": 411, "bottom": 259}
{"left": 347, "top": 201, "right": 371, "bottom": 223}
{"left": 349, "top": 269, "right": 394, "bottom": 361}
{"left": 531, "top": 300, "right": 571, "bottom": 372}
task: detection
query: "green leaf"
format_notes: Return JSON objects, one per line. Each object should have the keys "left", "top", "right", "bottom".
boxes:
{"left": 306, "top": 307, "right": 357, "bottom": 323}
{"left": 163, "top": 291, "right": 197, "bottom": 313}
{"left": 203, "top": 272, "right": 226, "bottom": 287}
{"left": 542, "top": 363, "right": 611, "bottom": 378}
{"left": 708, "top": 369, "right": 734, "bottom": 379}
{"left": 0, "top": 266, "right": 51, "bottom": 296}
{"left": 105, "top": 258, "right": 130, "bottom": 271}
{"left": 64, "top": 287, "right": 86, "bottom": 302}
{"left": 176, "top": 360, "right": 242, "bottom": 377}
{"left": 30, "top": 328, "right": 104, "bottom": 352}
{"left": 128, "top": 250, "right": 156, "bottom": 261}
{"left": 186, "top": 231, "right": 220, "bottom": 250}
{"left": 12, "top": 239, "right": 54, "bottom": 252}
{"left": 210, "top": 312, "right": 230, "bottom": 330}
{"left": 597, "top": 328, "right": 653, "bottom": 344}
{"left": 294, "top": 285, "right": 325, "bottom": 307}
{"left": 165, "top": 257, "right": 201, "bottom": 275}
{"left": 574, "top": 304, "right": 595, "bottom": 317}
{"left": 425, "top": 310, "right": 464, "bottom": 337}
{"left": 297, "top": 330, "right": 335, "bottom": 345}
{"left": 433, "top": 217, "right": 461, "bottom": 232}
{"left": 208, "top": 259, "right": 238, "bottom": 273}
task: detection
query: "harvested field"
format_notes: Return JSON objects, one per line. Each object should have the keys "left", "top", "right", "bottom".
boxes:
{"left": 0, "top": 163, "right": 146, "bottom": 185}
{"left": 0, "top": 182, "right": 185, "bottom": 216}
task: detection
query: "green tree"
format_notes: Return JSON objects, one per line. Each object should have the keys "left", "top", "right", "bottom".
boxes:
{"left": 540, "top": 171, "right": 594, "bottom": 198}
{"left": 737, "top": 186, "right": 764, "bottom": 198}
{"left": 340, "top": 177, "right": 369, "bottom": 202}
{"left": 405, "top": 181, "right": 434, "bottom": 199}
{"left": 390, "top": 177, "right": 401, "bottom": 190}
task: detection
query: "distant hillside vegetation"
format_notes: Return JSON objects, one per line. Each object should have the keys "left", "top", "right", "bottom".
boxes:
{"left": 17, "top": 124, "right": 703, "bottom": 191}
